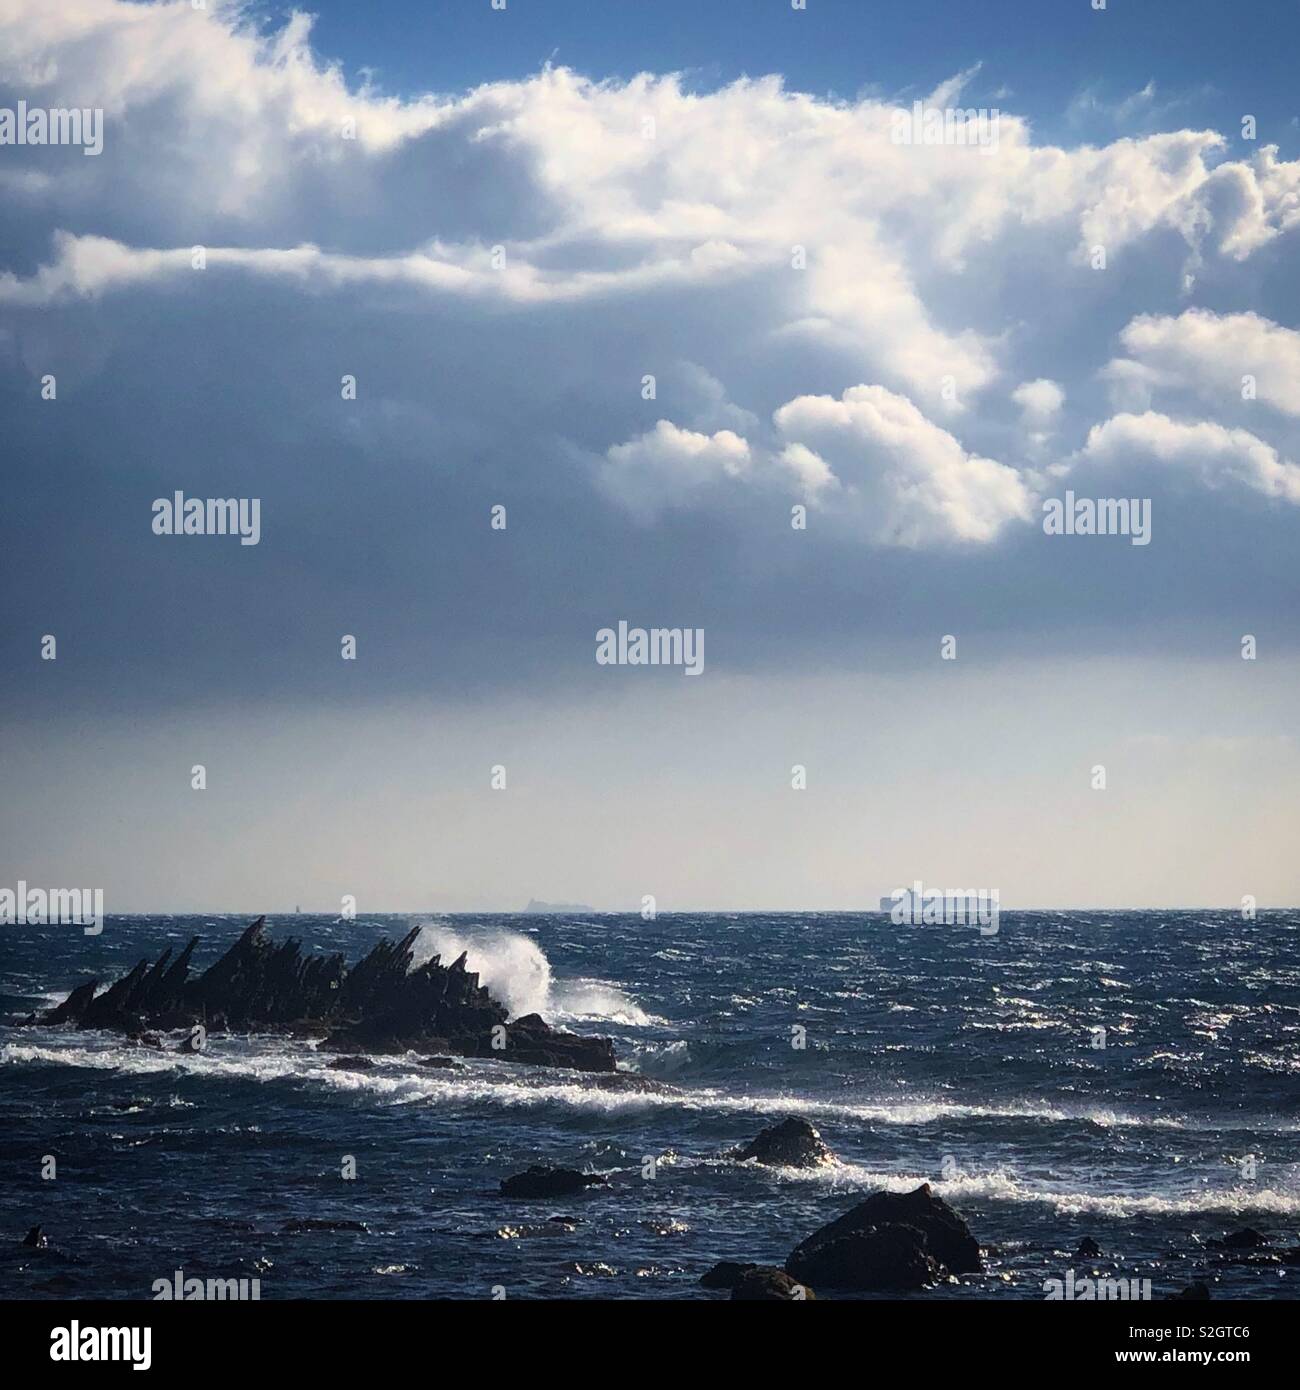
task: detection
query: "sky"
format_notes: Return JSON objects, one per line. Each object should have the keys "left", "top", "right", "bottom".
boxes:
{"left": 1, "top": 0, "right": 1298, "bottom": 911}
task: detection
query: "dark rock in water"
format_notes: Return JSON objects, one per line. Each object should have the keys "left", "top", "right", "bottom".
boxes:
{"left": 22, "top": 1225, "right": 47, "bottom": 1249}
{"left": 499, "top": 1165, "right": 609, "bottom": 1199}
{"left": 419, "top": 1055, "right": 462, "bottom": 1070}
{"left": 1165, "top": 1282, "right": 1212, "bottom": 1300}
{"left": 788, "top": 1222, "right": 942, "bottom": 1291}
{"left": 280, "top": 1219, "right": 368, "bottom": 1234}
{"left": 1075, "top": 1236, "right": 1102, "bottom": 1258}
{"left": 1212, "top": 1227, "right": 1267, "bottom": 1250}
{"left": 128, "top": 1031, "right": 163, "bottom": 1049}
{"left": 326, "top": 1055, "right": 375, "bottom": 1071}
{"left": 29, "top": 917, "right": 616, "bottom": 1075}
{"left": 787, "top": 1183, "right": 982, "bottom": 1286}
{"left": 731, "top": 1266, "right": 814, "bottom": 1300}
{"left": 734, "top": 1117, "right": 834, "bottom": 1169}
{"left": 700, "top": 1260, "right": 758, "bottom": 1290}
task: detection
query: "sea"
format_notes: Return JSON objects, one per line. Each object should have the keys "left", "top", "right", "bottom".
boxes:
{"left": 2, "top": 910, "right": 1297, "bottom": 1300}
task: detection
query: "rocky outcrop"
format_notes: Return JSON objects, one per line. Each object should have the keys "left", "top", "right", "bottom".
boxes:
{"left": 499, "top": 1166, "right": 610, "bottom": 1199}
{"left": 734, "top": 1118, "right": 834, "bottom": 1168}
{"left": 29, "top": 918, "right": 616, "bottom": 1074}
{"left": 699, "top": 1260, "right": 758, "bottom": 1290}
{"left": 1210, "top": 1227, "right": 1267, "bottom": 1250}
{"left": 1165, "top": 1282, "right": 1211, "bottom": 1300}
{"left": 1074, "top": 1236, "right": 1102, "bottom": 1258}
{"left": 789, "top": 1222, "right": 942, "bottom": 1291}
{"left": 731, "top": 1267, "right": 814, "bottom": 1300}
{"left": 786, "top": 1183, "right": 981, "bottom": 1290}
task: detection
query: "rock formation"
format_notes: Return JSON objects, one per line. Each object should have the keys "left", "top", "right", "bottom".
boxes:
{"left": 733, "top": 1117, "right": 834, "bottom": 1168}
{"left": 499, "top": 1165, "right": 610, "bottom": 1199}
{"left": 786, "top": 1183, "right": 982, "bottom": 1290}
{"left": 28, "top": 917, "right": 616, "bottom": 1074}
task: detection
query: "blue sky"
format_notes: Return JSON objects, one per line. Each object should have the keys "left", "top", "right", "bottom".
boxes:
{"left": 295, "top": 0, "right": 1300, "bottom": 154}
{"left": 1, "top": 0, "right": 1298, "bottom": 910}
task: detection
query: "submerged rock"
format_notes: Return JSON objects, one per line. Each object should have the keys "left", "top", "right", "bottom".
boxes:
{"left": 1166, "top": 1282, "right": 1212, "bottom": 1300}
{"left": 731, "top": 1266, "right": 813, "bottom": 1300}
{"left": 31, "top": 917, "right": 616, "bottom": 1075}
{"left": 1211, "top": 1227, "right": 1267, "bottom": 1250}
{"left": 786, "top": 1183, "right": 982, "bottom": 1289}
{"left": 22, "top": 1225, "right": 47, "bottom": 1249}
{"left": 419, "top": 1056, "right": 462, "bottom": 1070}
{"left": 734, "top": 1118, "right": 834, "bottom": 1169}
{"left": 500, "top": 1166, "right": 609, "bottom": 1199}
{"left": 280, "top": 1218, "right": 369, "bottom": 1234}
{"left": 1074, "top": 1236, "right": 1102, "bottom": 1258}
{"left": 326, "top": 1055, "right": 375, "bottom": 1071}
{"left": 700, "top": 1260, "right": 758, "bottom": 1290}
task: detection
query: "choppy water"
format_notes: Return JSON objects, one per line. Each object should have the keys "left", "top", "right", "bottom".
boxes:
{"left": 2, "top": 911, "right": 1298, "bottom": 1299}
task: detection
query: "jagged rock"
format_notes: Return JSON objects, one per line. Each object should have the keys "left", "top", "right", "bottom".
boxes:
{"left": 280, "top": 1219, "right": 368, "bottom": 1233}
{"left": 734, "top": 1117, "right": 834, "bottom": 1169}
{"left": 788, "top": 1222, "right": 942, "bottom": 1291}
{"left": 787, "top": 1184, "right": 982, "bottom": 1287}
{"left": 419, "top": 1056, "right": 462, "bottom": 1069}
{"left": 22, "top": 1225, "right": 47, "bottom": 1249}
{"left": 326, "top": 1056, "right": 375, "bottom": 1071}
{"left": 700, "top": 1260, "right": 758, "bottom": 1290}
{"left": 466, "top": 1012, "right": 617, "bottom": 1073}
{"left": 30, "top": 917, "right": 616, "bottom": 1075}
{"left": 1075, "top": 1236, "right": 1102, "bottom": 1258}
{"left": 1165, "top": 1282, "right": 1212, "bottom": 1300}
{"left": 1212, "top": 1227, "right": 1267, "bottom": 1249}
{"left": 499, "top": 1166, "right": 609, "bottom": 1199}
{"left": 731, "top": 1266, "right": 813, "bottom": 1300}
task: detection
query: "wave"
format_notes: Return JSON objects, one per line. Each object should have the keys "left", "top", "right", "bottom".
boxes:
{"left": 7, "top": 1037, "right": 1297, "bottom": 1142}
{"left": 410, "top": 924, "right": 661, "bottom": 1026}
{"left": 12, "top": 1038, "right": 1294, "bottom": 1222}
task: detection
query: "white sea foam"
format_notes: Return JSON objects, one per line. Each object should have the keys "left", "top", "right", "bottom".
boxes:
{"left": 410, "top": 925, "right": 661, "bottom": 1026}
{"left": 6, "top": 1036, "right": 1297, "bottom": 1145}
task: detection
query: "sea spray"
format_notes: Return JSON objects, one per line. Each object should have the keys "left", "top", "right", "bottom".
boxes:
{"left": 410, "top": 924, "right": 657, "bottom": 1025}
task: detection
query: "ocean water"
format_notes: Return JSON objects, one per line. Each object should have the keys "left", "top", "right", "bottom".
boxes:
{"left": 2, "top": 911, "right": 1297, "bottom": 1301}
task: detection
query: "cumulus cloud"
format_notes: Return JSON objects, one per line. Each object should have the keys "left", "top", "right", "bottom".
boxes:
{"left": 596, "top": 420, "right": 751, "bottom": 522}
{"left": 1079, "top": 412, "right": 1300, "bottom": 504}
{"left": 2, "top": 0, "right": 1300, "bottom": 703}
{"left": 772, "top": 384, "right": 1034, "bottom": 544}
{"left": 1012, "top": 378, "right": 1065, "bottom": 426}
{"left": 1114, "top": 309, "right": 1300, "bottom": 417}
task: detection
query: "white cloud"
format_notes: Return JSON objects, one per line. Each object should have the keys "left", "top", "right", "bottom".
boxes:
{"left": 772, "top": 384, "right": 1034, "bottom": 544}
{"left": 1114, "top": 309, "right": 1300, "bottom": 417}
{"left": 1079, "top": 411, "right": 1300, "bottom": 503}
{"left": 1012, "top": 378, "right": 1066, "bottom": 426}
{"left": 2, "top": 0, "right": 1300, "bottom": 556}
{"left": 596, "top": 421, "right": 751, "bottom": 522}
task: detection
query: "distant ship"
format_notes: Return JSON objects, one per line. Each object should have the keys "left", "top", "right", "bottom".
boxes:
{"left": 879, "top": 886, "right": 988, "bottom": 916}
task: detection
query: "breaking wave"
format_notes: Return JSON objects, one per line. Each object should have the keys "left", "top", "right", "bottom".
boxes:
{"left": 409, "top": 925, "right": 660, "bottom": 1026}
